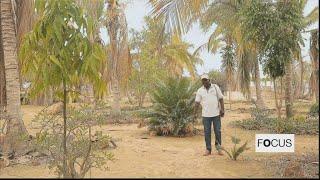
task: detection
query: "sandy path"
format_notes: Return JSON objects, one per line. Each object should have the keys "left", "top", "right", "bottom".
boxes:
{"left": 0, "top": 104, "right": 318, "bottom": 178}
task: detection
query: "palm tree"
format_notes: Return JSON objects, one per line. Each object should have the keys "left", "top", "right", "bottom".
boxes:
{"left": 105, "top": 0, "right": 131, "bottom": 115}
{"left": 0, "top": 0, "right": 28, "bottom": 156}
{"left": 1, "top": 0, "right": 34, "bottom": 112}
{"left": 310, "top": 29, "right": 319, "bottom": 103}
{"left": 293, "top": 0, "right": 318, "bottom": 99}
{"left": 128, "top": 18, "right": 202, "bottom": 107}
{"left": 149, "top": 0, "right": 209, "bottom": 36}
{"left": 149, "top": 0, "right": 266, "bottom": 108}
{"left": 0, "top": 26, "right": 6, "bottom": 112}
{"left": 162, "top": 34, "right": 202, "bottom": 79}
{"left": 200, "top": 1, "right": 265, "bottom": 107}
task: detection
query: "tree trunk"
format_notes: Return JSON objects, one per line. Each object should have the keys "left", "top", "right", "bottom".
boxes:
{"left": 0, "top": 21, "right": 6, "bottom": 112}
{"left": 80, "top": 83, "right": 94, "bottom": 104}
{"left": 62, "top": 79, "right": 67, "bottom": 177}
{"left": 298, "top": 57, "right": 304, "bottom": 98}
{"left": 228, "top": 87, "right": 231, "bottom": 110}
{"left": 308, "top": 73, "right": 315, "bottom": 99}
{"left": 284, "top": 61, "right": 294, "bottom": 118}
{"left": 111, "top": 76, "right": 121, "bottom": 115}
{"left": 138, "top": 92, "right": 147, "bottom": 108}
{"left": 254, "top": 58, "right": 265, "bottom": 109}
{"left": 127, "top": 91, "right": 135, "bottom": 105}
{"left": 310, "top": 30, "right": 319, "bottom": 103}
{"left": 273, "top": 79, "right": 281, "bottom": 119}
{"left": 106, "top": 1, "right": 130, "bottom": 116}
{"left": 0, "top": 0, "right": 28, "bottom": 156}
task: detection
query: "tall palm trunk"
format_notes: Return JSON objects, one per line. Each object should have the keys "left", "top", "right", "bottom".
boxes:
{"left": 0, "top": 0, "right": 28, "bottom": 156}
{"left": 106, "top": 0, "right": 130, "bottom": 115}
{"left": 298, "top": 57, "right": 304, "bottom": 98}
{"left": 284, "top": 61, "right": 294, "bottom": 118}
{"left": 0, "top": 24, "right": 6, "bottom": 112}
{"left": 254, "top": 57, "right": 264, "bottom": 109}
{"left": 310, "top": 30, "right": 319, "bottom": 103}
{"left": 108, "top": 19, "right": 121, "bottom": 115}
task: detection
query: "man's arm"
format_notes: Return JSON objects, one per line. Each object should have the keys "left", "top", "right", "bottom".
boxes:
{"left": 194, "top": 102, "right": 200, "bottom": 118}
{"left": 214, "top": 84, "right": 225, "bottom": 117}
{"left": 219, "top": 98, "right": 225, "bottom": 117}
{"left": 194, "top": 90, "right": 201, "bottom": 120}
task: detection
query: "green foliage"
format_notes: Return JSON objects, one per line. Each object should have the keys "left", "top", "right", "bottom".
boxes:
{"left": 232, "top": 107, "right": 319, "bottom": 135}
{"left": 31, "top": 105, "right": 114, "bottom": 178}
{"left": 221, "top": 42, "right": 236, "bottom": 86}
{"left": 19, "top": 0, "right": 106, "bottom": 98}
{"left": 207, "top": 70, "right": 227, "bottom": 93}
{"left": 240, "top": 1, "right": 304, "bottom": 79}
{"left": 145, "top": 77, "right": 198, "bottom": 136}
{"left": 128, "top": 18, "right": 202, "bottom": 107}
{"left": 220, "top": 136, "right": 250, "bottom": 161}
{"left": 309, "top": 103, "right": 319, "bottom": 117}
{"left": 19, "top": 1, "right": 107, "bottom": 177}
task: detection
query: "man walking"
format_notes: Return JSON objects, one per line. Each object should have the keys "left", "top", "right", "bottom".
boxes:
{"left": 194, "top": 74, "right": 225, "bottom": 156}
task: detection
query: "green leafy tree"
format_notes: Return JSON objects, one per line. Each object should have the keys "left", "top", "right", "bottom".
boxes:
{"left": 19, "top": 0, "right": 106, "bottom": 177}
{"left": 241, "top": 1, "right": 304, "bottom": 118}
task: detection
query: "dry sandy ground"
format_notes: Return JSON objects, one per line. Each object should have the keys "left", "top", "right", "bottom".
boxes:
{"left": 0, "top": 101, "right": 318, "bottom": 178}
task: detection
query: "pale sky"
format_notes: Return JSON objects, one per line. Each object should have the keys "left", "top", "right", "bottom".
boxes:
{"left": 101, "top": 0, "right": 319, "bottom": 76}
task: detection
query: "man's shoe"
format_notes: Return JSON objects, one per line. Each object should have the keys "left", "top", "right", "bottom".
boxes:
{"left": 203, "top": 150, "right": 211, "bottom": 156}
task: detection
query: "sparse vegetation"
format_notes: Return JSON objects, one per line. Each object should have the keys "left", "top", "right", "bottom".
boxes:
{"left": 231, "top": 107, "right": 319, "bottom": 135}
{"left": 265, "top": 152, "right": 319, "bottom": 178}
{"left": 31, "top": 105, "right": 115, "bottom": 178}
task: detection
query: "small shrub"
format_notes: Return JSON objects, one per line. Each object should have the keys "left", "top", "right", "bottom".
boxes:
{"left": 309, "top": 103, "right": 319, "bottom": 117}
{"left": 232, "top": 107, "right": 319, "bottom": 135}
{"left": 145, "top": 77, "right": 198, "bottom": 136}
{"left": 220, "top": 136, "right": 250, "bottom": 161}
{"left": 31, "top": 104, "right": 115, "bottom": 178}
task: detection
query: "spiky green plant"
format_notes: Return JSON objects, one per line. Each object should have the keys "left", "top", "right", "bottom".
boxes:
{"left": 146, "top": 77, "right": 198, "bottom": 136}
{"left": 221, "top": 136, "right": 250, "bottom": 161}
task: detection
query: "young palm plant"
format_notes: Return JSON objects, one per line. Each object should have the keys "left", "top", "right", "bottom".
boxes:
{"left": 220, "top": 136, "right": 250, "bottom": 161}
{"left": 146, "top": 77, "right": 198, "bottom": 136}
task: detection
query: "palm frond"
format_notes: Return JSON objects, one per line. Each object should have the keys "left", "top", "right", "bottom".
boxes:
{"left": 304, "top": 6, "right": 319, "bottom": 28}
{"left": 148, "top": 0, "right": 209, "bottom": 35}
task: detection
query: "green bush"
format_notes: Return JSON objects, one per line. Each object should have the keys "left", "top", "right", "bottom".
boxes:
{"left": 232, "top": 107, "right": 319, "bottom": 135}
{"left": 145, "top": 77, "right": 198, "bottom": 136}
{"left": 309, "top": 103, "right": 319, "bottom": 117}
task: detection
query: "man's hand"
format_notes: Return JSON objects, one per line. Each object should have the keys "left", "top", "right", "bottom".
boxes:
{"left": 220, "top": 109, "right": 225, "bottom": 117}
{"left": 219, "top": 98, "right": 225, "bottom": 117}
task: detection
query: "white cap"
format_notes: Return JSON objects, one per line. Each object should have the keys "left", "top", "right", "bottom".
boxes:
{"left": 201, "top": 74, "right": 209, "bottom": 80}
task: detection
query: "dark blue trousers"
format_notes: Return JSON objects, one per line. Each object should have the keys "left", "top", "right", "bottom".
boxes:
{"left": 202, "top": 116, "right": 222, "bottom": 152}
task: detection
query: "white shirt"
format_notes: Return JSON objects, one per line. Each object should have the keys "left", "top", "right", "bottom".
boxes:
{"left": 195, "top": 83, "right": 224, "bottom": 117}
